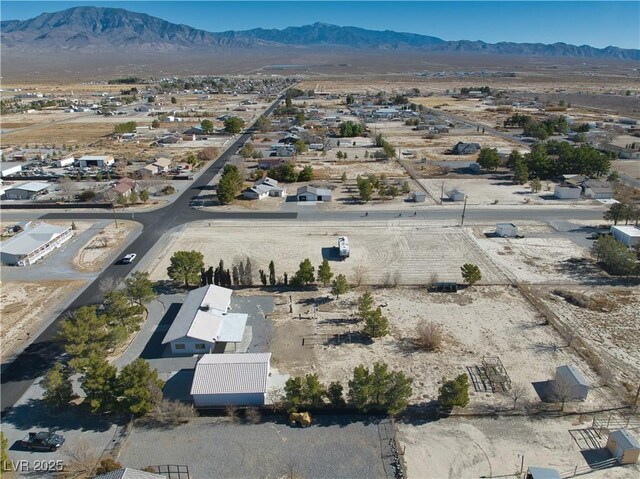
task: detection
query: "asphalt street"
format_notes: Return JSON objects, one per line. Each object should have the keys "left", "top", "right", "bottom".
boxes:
{"left": 1, "top": 95, "right": 290, "bottom": 412}
{"left": 0, "top": 91, "right": 611, "bottom": 413}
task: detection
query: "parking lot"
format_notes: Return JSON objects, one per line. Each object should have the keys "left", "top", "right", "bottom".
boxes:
{"left": 118, "top": 416, "right": 389, "bottom": 479}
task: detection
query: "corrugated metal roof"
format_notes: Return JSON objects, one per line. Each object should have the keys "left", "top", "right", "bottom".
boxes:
{"left": 6, "top": 181, "right": 49, "bottom": 192}
{"left": 191, "top": 353, "right": 271, "bottom": 395}
{"left": 1, "top": 223, "right": 71, "bottom": 255}
{"left": 162, "top": 285, "right": 232, "bottom": 344}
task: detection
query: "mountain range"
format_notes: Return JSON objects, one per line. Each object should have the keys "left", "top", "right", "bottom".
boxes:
{"left": 2, "top": 6, "right": 638, "bottom": 61}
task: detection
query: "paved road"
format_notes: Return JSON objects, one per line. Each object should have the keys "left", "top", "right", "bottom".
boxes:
{"left": 0, "top": 95, "right": 288, "bottom": 413}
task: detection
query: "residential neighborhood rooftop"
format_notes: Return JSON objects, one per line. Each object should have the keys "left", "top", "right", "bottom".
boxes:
{"left": 190, "top": 353, "right": 271, "bottom": 396}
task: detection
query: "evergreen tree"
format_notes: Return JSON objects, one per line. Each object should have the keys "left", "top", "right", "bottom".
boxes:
{"left": 460, "top": 263, "right": 482, "bottom": 286}
{"left": 363, "top": 307, "right": 389, "bottom": 338}
{"left": 167, "top": 250, "right": 204, "bottom": 287}
{"left": 317, "top": 259, "right": 333, "bottom": 287}
{"left": 81, "top": 355, "right": 118, "bottom": 413}
{"left": 42, "top": 362, "right": 74, "bottom": 409}
{"left": 118, "top": 359, "right": 164, "bottom": 416}
{"left": 269, "top": 261, "right": 276, "bottom": 286}
{"left": 331, "top": 274, "right": 349, "bottom": 298}
{"left": 291, "top": 259, "right": 315, "bottom": 286}
{"left": 438, "top": 374, "right": 470, "bottom": 408}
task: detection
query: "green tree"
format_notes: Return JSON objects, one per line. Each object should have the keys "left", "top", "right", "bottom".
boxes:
{"left": 114, "top": 121, "right": 137, "bottom": 134}
{"left": 592, "top": 235, "right": 638, "bottom": 276}
{"left": 357, "top": 291, "right": 374, "bottom": 319}
{"left": 117, "top": 194, "right": 128, "bottom": 207}
{"left": 363, "top": 307, "right": 389, "bottom": 338}
{"left": 604, "top": 202, "right": 629, "bottom": 225}
{"left": 294, "top": 139, "right": 308, "bottom": 154}
{"left": 530, "top": 177, "right": 542, "bottom": 193}
{"left": 224, "top": 116, "right": 245, "bottom": 134}
{"left": 171, "top": 96, "right": 177, "bottom": 104}
{"left": 512, "top": 157, "right": 529, "bottom": 185}
{"left": 382, "top": 142, "right": 396, "bottom": 159}
{"left": 477, "top": 148, "right": 501, "bottom": 171}
{"left": 402, "top": 181, "right": 411, "bottom": 194}
{"left": 298, "top": 165, "right": 314, "bottom": 182}
{"left": 317, "top": 259, "right": 333, "bottom": 287}
{"left": 42, "top": 362, "right": 74, "bottom": 409}
{"left": 124, "top": 271, "right": 155, "bottom": 307}
{"left": 256, "top": 115, "right": 270, "bottom": 132}
{"left": 167, "top": 250, "right": 205, "bottom": 287}
{"left": 348, "top": 363, "right": 412, "bottom": 414}
{"left": 506, "top": 150, "right": 523, "bottom": 170}
{"left": 81, "top": 354, "right": 118, "bottom": 413}
{"left": 200, "top": 119, "right": 214, "bottom": 133}
{"left": 331, "top": 274, "right": 349, "bottom": 298}
{"left": 460, "top": 263, "right": 482, "bottom": 286}
{"left": 327, "top": 381, "right": 345, "bottom": 407}
{"left": 240, "top": 143, "right": 255, "bottom": 158}
{"left": 341, "top": 172, "right": 347, "bottom": 183}
{"left": 140, "top": 190, "right": 149, "bottom": 203}
{"left": 268, "top": 260, "right": 276, "bottom": 286}
{"left": 57, "top": 306, "right": 109, "bottom": 368}
{"left": 118, "top": 358, "right": 164, "bottom": 416}
{"left": 438, "top": 374, "right": 470, "bottom": 408}
{"left": 217, "top": 164, "right": 244, "bottom": 205}
{"left": 284, "top": 376, "right": 304, "bottom": 411}
{"left": 302, "top": 373, "right": 326, "bottom": 408}
{"left": 1, "top": 432, "right": 8, "bottom": 475}
{"left": 129, "top": 190, "right": 138, "bottom": 205}
{"left": 357, "top": 177, "right": 373, "bottom": 202}
{"left": 95, "top": 172, "right": 103, "bottom": 182}
{"left": 291, "top": 258, "right": 315, "bottom": 286}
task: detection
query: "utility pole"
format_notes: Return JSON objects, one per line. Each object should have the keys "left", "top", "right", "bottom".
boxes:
{"left": 111, "top": 201, "right": 119, "bottom": 229}
{"left": 460, "top": 196, "right": 467, "bottom": 226}
{"left": 441, "top": 182, "right": 445, "bottom": 205}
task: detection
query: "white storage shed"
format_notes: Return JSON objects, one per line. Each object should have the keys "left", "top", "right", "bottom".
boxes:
{"left": 0, "top": 162, "right": 23, "bottom": 177}
{"left": 411, "top": 191, "right": 427, "bottom": 203}
{"left": 554, "top": 184, "right": 582, "bottom": 199}
{"left": 496, "top": 223, "right": 518, "bottom": 237}
{"left": 55, "top": 156, "right": 75, "bottom": 168}
{"left": 78, "top": 155, "right": 114, "bottom": 168}
{"left": 610, "top": 225, "right": 640, "bottom": 248}
{"left": 191, "top": 353, "right": 271, "bottom": 407}
{"left": 554, "top": 365, "right": 589, "bottom": 401}
{"left": 607, "top": 429, "right": 640, "bottom": 465}
{"left": 446, "top": 188, "right": 466, "bottom": 202}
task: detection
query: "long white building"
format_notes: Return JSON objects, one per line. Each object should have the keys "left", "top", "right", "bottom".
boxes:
{"left": 0, "top": 223, "right": 73, "bottom": 266}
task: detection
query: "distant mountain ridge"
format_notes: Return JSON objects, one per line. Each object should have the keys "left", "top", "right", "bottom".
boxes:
{"left": 1, "top": 6, "right": 638, "bottom": 60}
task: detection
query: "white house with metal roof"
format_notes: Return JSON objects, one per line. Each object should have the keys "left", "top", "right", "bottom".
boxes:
{"left": 190, "top": 353, "right": 271, "bottom": 407}
{"left": 162, "top": 285, "right": 248, "bottom": 355}
{"left": 4, "top": 182, "right": 50, "bottom": 200}
{"left": 296, "top": 185, "right": 332, "bottom": 202}
{"left": 610, "top": 225, "right": 640, "bottom": 248}
{"left": 0, "top": 222, "right": 73, "bottom": 266}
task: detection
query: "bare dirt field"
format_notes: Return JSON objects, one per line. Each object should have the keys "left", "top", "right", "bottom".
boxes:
{"left": 477, "top": 235, "right": 595, "bottom": 284}
{"left": 146, "top": 221, "right": 509, "bottom": 286}
{"left": 0, "top": 280, "right": 86, "bottom": 361}
{"left": 611, "top": 160, "right": 640, "bottom": 179}
{"left": 73, "top": 220, "right": 138, "bottom": 272}
{"left": 399, "top": 415, "right": 640, "bottom": 479}
{"left": 418, "top": 177, "right": 590, "bottom": 205}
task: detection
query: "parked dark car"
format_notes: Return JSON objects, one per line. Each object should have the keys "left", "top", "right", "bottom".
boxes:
{"left": 21, "top": 431, "right": 65, "bottom": 451}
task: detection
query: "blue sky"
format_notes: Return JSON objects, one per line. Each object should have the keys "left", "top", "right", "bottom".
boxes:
{"left": 1, "top": 1, "right": 639, "bottom": 49}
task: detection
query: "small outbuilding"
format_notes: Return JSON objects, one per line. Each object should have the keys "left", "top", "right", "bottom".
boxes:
{"left": 452, "top": 142, "right": 481, "bottom": 155}
{"left": 411, "top": 191, "right": 427, "bottom": 203}
{"left": 78, "top": 155, "right": 115, "bottom": 168}
{"left": 0, "top": 162, "right": 23, "bottom": 178}
{"left": 610, "top": 225, "right": 640, "bottom": 248}
{"left": 190, "top": 353, "right": 271, "bottom": 407}
{"left": 496, "top": 223, "right": 518, "bottom": 238}
{"left": 607, "top": 429, "right": 640, "bottom": 465}
{"left": 555, "top": 365, "right": 589, "bottom": 401}
{"left": 4, "top": 181, "right": 50, "bottom": 200}
{"left": 526, "top": 467, "right": 562, "bottom": 479}
{"left": 445, "top": 188, "right": 466, "bottom": 202}
{"left": 55, "top": 156, "right": 75, "bottom": 168}
{"left": 296, "top": 185, "right": 332, "bottom": 202}
{"left": 554, "top": 184, "right": 582, "bottom": 199}
{"left": 582, "top": 179, "right": 614, "bottom": 199}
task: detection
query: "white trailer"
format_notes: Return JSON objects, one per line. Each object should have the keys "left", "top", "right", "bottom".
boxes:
{"left": 338, "top": 236, "right": 350, "bottom": 260}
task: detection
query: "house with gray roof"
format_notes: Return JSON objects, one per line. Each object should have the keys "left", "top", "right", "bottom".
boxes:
{"left": 452, "top": 142, "right": 481, "bottom": 155}
{"left": 190, "top": 353, "right": 271, "bottom": 407}
{"left": 1, "top": 222, "right": 73, "bottom": 266}
{"left": 162, "top": 285, "right": 248, "bottom": 355}
{"left": 296, "top": 185, "right": 332, "bottom": 202}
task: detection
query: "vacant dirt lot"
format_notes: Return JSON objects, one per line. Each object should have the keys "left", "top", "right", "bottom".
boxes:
{"left": 0, "top": 280, "right": 86, "bottom": 361}
{"left": 73, "top": 220, "right": 138, "bottom": 272}
{"left": 399, "top": 415, "right": 640, "bottom": 479}
{"left": 146, "top": 221, "right": 508, "bottom": 285}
